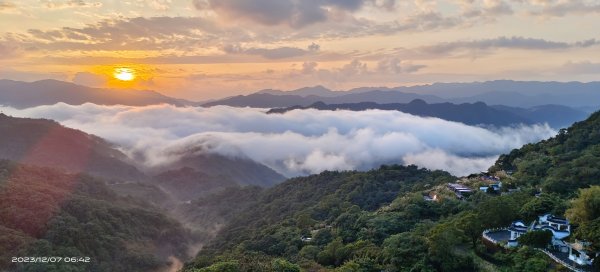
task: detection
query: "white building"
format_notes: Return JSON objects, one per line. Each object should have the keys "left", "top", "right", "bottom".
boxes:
{"left": 507, "top": 221, "right": 528, "bottom": 247}
{"left": 486, "top": 214, "right": 597, "bottom": 267}
{"left": 534, "top": 214, "right": 570, "bottom": 240}
{"left": 301, "top": 236, "right": 312, "bottom": 243}
{"left": 507, "top": 214, "right": 571, "bottom": 249}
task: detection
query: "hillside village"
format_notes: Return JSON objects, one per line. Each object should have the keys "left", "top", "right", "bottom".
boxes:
{"left": 425, "top": 171, "right": 598, "bottom": 272}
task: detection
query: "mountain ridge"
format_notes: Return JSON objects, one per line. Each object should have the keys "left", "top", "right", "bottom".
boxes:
{"left": 3, "top": 79, "right": 600, "bottom": 110}
{"left": 0, "top": 79, "right": 194, "bottom": 108}
{"left": 267, "top": 100, "right": 589, "bottom": 128}
{"left": 206, "top": 80, "right": 600, "bottom": 109}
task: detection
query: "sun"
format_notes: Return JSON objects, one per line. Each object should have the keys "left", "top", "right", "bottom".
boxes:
{"left": 114, "top": 68, "right": 135, "bottom": 81}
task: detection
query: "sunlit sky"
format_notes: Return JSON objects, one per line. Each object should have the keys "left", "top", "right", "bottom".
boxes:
{"left": 0, "top": 0, "right": 599, "bottom": 100}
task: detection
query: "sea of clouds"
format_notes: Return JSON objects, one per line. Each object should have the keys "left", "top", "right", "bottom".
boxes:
{"left": 0, "top": 103, "right": 557, "bottom": 177}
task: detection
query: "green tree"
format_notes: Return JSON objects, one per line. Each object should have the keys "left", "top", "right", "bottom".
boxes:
{"left": 476, "top": 196, "right": 519, "bottom": 229}
{"left": 317, "top": 238, "right": 351, "bottom": 267}
{"left": 196, "top": 261, "right": 239, "bottom": 272}
{"left": 313, "top": 229, "right": 334, "bottom": 246}
{"left": 566, "top": 186, "right": 600, "bottom": 224}
{"left": 512, "top": 247, "right": 550, "bottom": 272}
{"left": 271, "top": 258, "right": 300, "bottom": 272}
{"left": 456, "top": 211, "right": 484, "bottom": 248}
{"left": 299, "top": 245, "right": 320, "bottom": 261}
{"left": 517, "top": 230, "right": 552, "bottom": 248}
{"left": 335, "top": 257, "right": 381, "bottom": 272}
{"left": 427, "top": 222, "right": 474, "bottom": 271}
{"left": 296, "top": 213, "right": 316, "bottom": 229}
{"left": 566, "top": 186, "right": 600, "bottom": 250}
{"left": 382, "top": 232, "right": 428, "bottom": 270}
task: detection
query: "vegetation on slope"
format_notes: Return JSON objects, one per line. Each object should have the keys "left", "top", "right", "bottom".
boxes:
{"left": 0, "top": 113, "right": 146, "bottom": 182}
{"left": 492, "top": 111, "right": 600, "bottom": 194}
{"left": 184, "top": 111, "right": 600, "bottom": 271}
{"left": 0, "top": 160, "right": 192, "bottom": 272}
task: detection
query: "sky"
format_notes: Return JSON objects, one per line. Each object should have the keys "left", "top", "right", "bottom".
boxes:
{"left": 0, "top": 0, "right": 599, "bottom": 100}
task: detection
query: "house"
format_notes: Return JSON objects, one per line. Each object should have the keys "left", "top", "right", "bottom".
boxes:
{"left": 447, "top": 183, "right": 472, "bottom": 192}
{"left": 423, "top": 191, "right": 439, "bottom": 202}
{"left": 301, "top": 236, "right": 312, "bottom": 243}
{"left": 568, "top": 240, "right": 596, "bottom": 266}
{"left": 506, "top": 214, "right": 571, "bottom": 249}
{"left": 534, "top": 214, "right": 570, "bottom": 240}
{"left": 447, "top": 183, "right": 473, "bottom": 199}
{"left": 480, "top": 175, "right": 500, "bottom": 182}
{"left": 479, "top": 183, "right": 501, "bottom": 192}
{"left": 483, "top": 214, "right": 597, "bottom": 268}
{"left": 533, "top": 214, "right": 571, "bottom": 252}
{"left": 507, "top": 221, "right": 528, "bottom": 247}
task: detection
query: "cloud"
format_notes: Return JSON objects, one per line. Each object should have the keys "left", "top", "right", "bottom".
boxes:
{"left": 223, "top": 44, "right": 318, "bottom": 59}
{"left": 302, "top": 61, "right": 318, "bottom": 74}
{"left": 1, "top": 103, "right": 557, "bottom": 177}
{"left": 147, "top": 0, "right": 172, "bottom": 11}
{"left": 557, "top": 61, "right": 600, "bottom": 74}
{"left": 40, "top": 0, "right": 103, "bottom": 9}
{"left": 194, "top": 0, "right": 375, "bottom": 28}
{"left": 419, "top": 36, "right": 600, "bottom": 55}
{"left": 403, "top": 150, "right": 498, "bottom": 176}
{"left": 339, "top": 59, "right": 368, "bottom": 77}
{"left": 377, "top": 57, "right": 426, "bottom": 73}
{"left": 7, "top": 16, "right": 223, "bottom": 51}
{"left": 0, "top": 42, "right": 20, "bottom": 59}
{"left": 0, "top": 1, "right": 16, "bottom": 10}
{"left": 0, "top": 2, "right": 528, "bottom": 57}
{"left": 482, "top": 0, "right": 513, "bottom": 15}
{"left": 72, "top": 72, "right": 107, "bottom": 87}
{"left": 525, "top": 1, "right": 600, "bottom": 17}
{"left": 307, "top": 42, "right": 321, "bottom": 51}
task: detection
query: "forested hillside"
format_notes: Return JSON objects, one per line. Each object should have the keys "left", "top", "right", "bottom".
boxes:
{"left": 0, "top": 113, "right": 146, "bottom": 182}
{"left": 0, "top": 160, "right": 193, "bottom": 272}
{"left": 492, "top": 111, "right": 600, "bottom": 194}
{"left": 184, "top": 112, "right": 600, "bottom": 272}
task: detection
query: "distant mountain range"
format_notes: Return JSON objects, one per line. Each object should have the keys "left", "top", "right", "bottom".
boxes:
{"left": 202, "top": 90, "right": 445, "bottom": 108}
{"left": 267, "top": 100, "right": 589, "bottom": 128}
{"left": 0, "top": 79, "right": 192, "bottom": 108}
{"left": 491, "top": 104, "right": 590, "bottom": 129}
{"left": 2, "top": 79, "right": 599, "bottom": 111}
{"left": 0, "top": 79, "right": 597, "bottom": 129}
{"left": 205, "top": 81, "right": 600, "bottom": 109}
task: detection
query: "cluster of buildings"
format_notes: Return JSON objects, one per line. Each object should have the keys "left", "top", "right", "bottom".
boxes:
{"left": 446, "top": 172, "right": 597, "bottom": 270}
{"left": 446, "top": 175, "right": 505, "bottom": 200}
{"left": 446, "top": 183, "right": 473, "bottom": 199}
{"left": 479, "top": 182, "right": 502, "bottom": 193}
{"left": 503, "top": 214, "right": 596, "bottom": 267}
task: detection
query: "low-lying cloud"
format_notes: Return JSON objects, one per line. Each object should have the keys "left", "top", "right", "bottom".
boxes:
{"left": 1, "top": 103, "right": 557, "bottom": 177}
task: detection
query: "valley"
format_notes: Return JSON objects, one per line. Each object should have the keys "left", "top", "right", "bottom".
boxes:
{"left": 0, "top": 81, "right": 598, "bottom": 272}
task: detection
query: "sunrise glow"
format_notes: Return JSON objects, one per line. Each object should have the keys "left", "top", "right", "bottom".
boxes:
{"left": 114, "top": 68, "right": 135, "bottom": 81}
